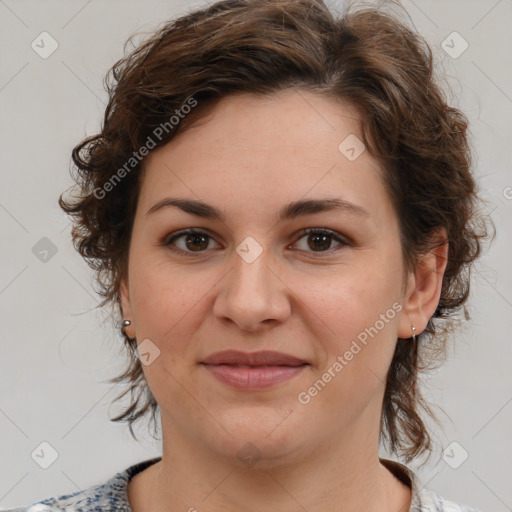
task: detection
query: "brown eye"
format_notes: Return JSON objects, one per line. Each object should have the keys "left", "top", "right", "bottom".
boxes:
{"left": 293, "top": 228, "right": 348, "bottom": 255}
{"left": 184, "top": 233, "right": 209, "bottom": 251}
{"left": 165, "top": 229, "right": 220, "bottom": 255}
{"left": 307, "top": 232, "right": 332, "bottom": 251}
{"left": 165, "top": 227, "right": 348, "bottom": 257}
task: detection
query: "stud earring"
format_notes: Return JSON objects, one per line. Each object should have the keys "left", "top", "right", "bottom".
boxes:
{"left": 120, "top": 319, "right": 132, "bottom": 337}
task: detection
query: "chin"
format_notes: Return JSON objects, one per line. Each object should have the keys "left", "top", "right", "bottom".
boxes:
{"left": 209, "top": 405, "right": 308, "bottom": 467}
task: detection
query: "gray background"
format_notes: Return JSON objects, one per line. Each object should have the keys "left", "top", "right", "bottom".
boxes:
{"left": 0, "top": 0, "right": 511, "bottom": 510}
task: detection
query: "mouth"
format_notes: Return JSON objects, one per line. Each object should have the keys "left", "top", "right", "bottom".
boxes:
{"left": 200, "top": 350, "right": 309, "bottom": 390}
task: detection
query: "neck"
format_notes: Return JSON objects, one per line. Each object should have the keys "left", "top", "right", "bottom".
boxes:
{"left": 142, "top": 412, "right": 411, "bottom": 512}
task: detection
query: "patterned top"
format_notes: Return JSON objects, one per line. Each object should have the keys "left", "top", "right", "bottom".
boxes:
{"left": 3, "top": 457, "right": 480, "bottom": 511}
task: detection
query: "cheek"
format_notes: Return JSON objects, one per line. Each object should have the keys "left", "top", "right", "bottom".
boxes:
{"left": 129, "top": 258, "right": 215, "bottom": 345}
{"left": 301, "top": 261, "right": 402, "bottom": 386}
{"left": 306, "top": 262, "right": 399, "bottom": 336}
{"left": 296, "top": 274, "right": 401, "bottom": 425}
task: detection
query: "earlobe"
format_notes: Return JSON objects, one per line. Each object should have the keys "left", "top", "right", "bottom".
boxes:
{"left": 398, "top": 228, "right": 448, "bottom": 339}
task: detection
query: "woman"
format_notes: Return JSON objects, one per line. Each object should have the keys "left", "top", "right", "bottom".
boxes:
{"left": 7, "top": 0, "right": 488, "bottom": 510}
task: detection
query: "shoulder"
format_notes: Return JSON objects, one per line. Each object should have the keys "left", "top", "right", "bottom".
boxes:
{"left": 413, "top": 485, "right": 481, "bottom": 512}
{"left": 1, "top": 457, "right": 161, "bottom": 512}
{"left": 379, "top": 458, "right": 481, "bottom": 512}
{"left": 0, "top": 479, "right": 131, "bottom": 512}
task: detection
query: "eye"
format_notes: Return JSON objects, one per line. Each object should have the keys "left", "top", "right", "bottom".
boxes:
{"left": 165, "top": 229, "right": 221, "bottom": 256}
{"left": 164, "top": 227, "right": 349, "bottom": 257}
{"left": 292, "top": 228, "right": 349, "bottom": 255}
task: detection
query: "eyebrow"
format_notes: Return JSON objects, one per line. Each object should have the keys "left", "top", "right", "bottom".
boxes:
{"left": 146, "top": 196, "right": 369, "bottom": 222}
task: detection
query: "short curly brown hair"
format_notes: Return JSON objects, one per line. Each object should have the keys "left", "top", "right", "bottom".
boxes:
{"left": 60, "top": 0, "right": 490, "bottom": 461}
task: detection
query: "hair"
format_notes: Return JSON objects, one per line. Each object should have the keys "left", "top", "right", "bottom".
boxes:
{"left": 60, "top": 0, "right": 490, "bottom": 462}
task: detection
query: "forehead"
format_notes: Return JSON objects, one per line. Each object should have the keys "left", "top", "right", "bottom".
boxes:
{"left": 138, "top": 90, "right": 393, "bottom": 225}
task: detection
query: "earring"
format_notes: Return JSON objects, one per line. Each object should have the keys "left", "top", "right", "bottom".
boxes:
{"left": 411, "top": 326, "right": 416, "bottom": 343}
{"left": 120, "top": 319, "right": 132, "bottom": 337}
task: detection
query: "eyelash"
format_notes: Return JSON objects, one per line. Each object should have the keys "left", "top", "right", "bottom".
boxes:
{"left": 163, "top": 228, "right": 350, "bottom": 258}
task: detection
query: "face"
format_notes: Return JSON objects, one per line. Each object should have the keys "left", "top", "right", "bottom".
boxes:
{"left": 120, "top": 89, "right": 417, "bottom": 465}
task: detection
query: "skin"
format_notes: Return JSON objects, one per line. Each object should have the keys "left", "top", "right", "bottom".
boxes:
{"left": 120, "top": 89, "right": 448, "bottom": 512}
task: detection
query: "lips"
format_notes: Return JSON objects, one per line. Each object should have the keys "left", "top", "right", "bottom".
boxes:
{"left": 201, "top": 350, "right": 307, "bottom": 366}
{"left": 200, "top": 350, "right": 309, "bottom": 390}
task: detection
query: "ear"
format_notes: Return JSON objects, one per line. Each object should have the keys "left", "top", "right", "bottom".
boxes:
{"left": 397, "top": 228, "right": 448, "bottom": 338}
{"left": 119, "top": 277, "right": 136, "bottom": 339}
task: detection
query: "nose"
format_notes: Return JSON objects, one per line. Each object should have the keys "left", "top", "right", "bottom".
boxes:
{"left": 212, "top": 245, "right": 291, "bottom": 333}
